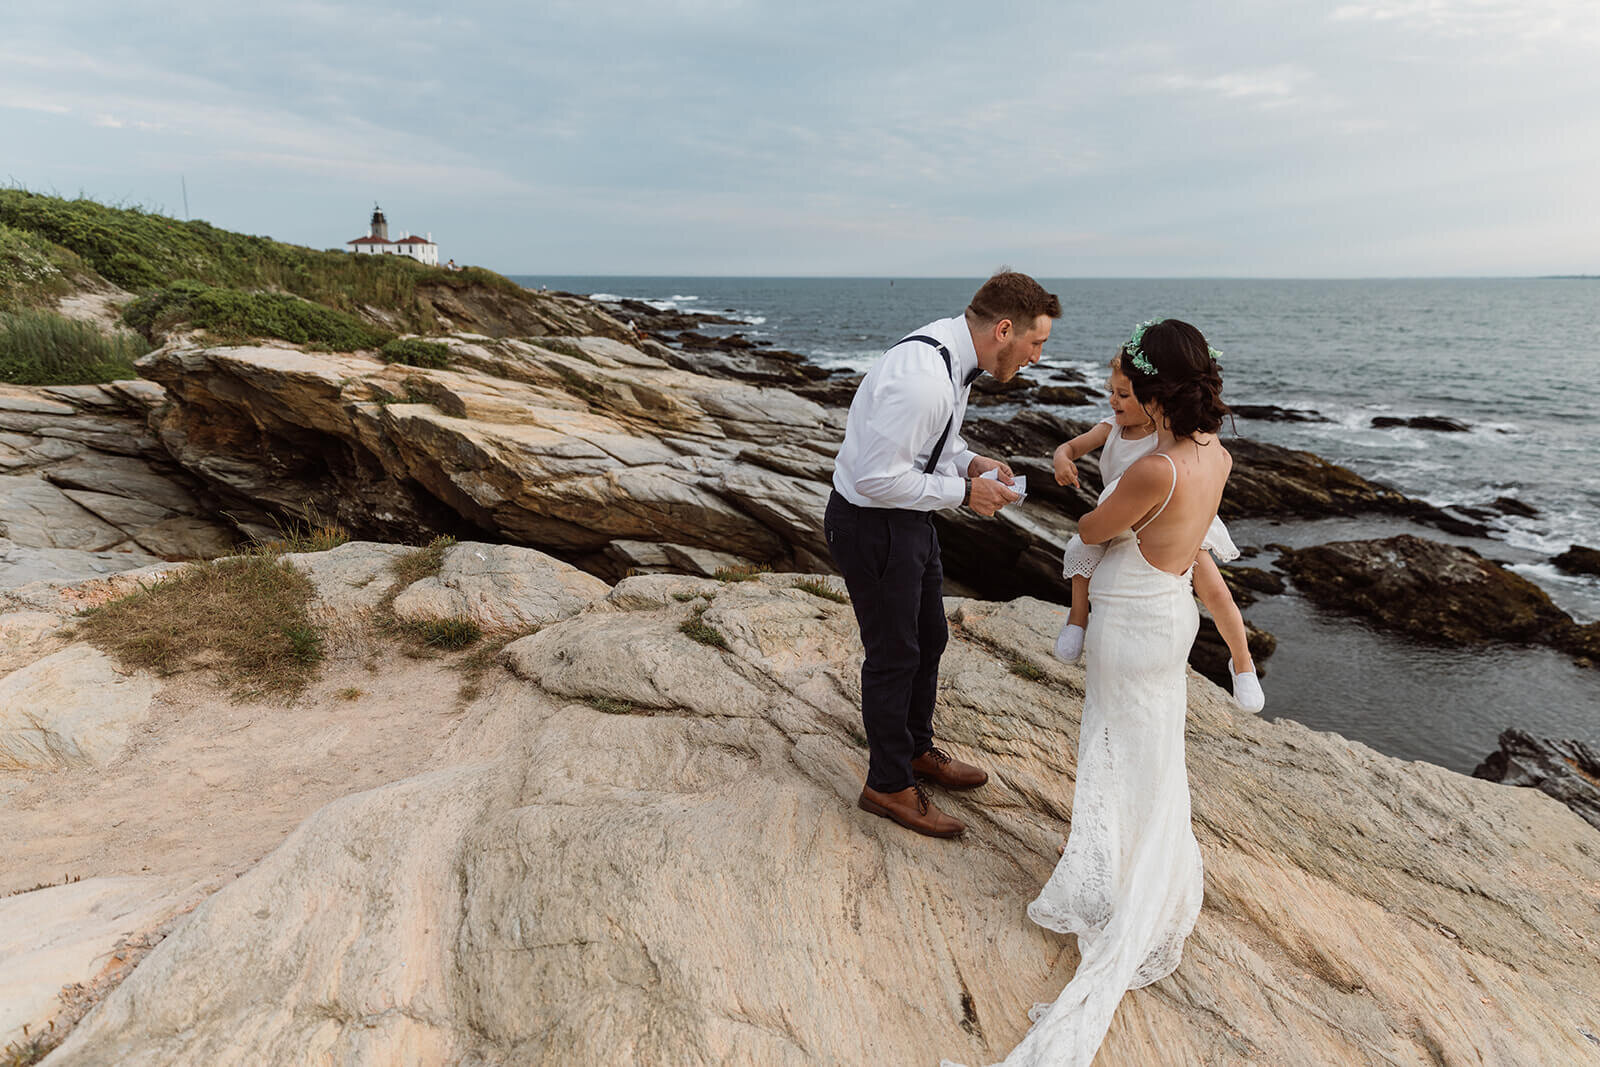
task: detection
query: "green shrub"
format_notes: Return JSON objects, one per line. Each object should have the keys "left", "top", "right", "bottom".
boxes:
{"left": 124, "top": 281, "right": 390, "bottom": 350}
{"left": 0, "top": 221, "right": 89, "bottom": 311}
{"left": 380, "top": 337, "right": 451, "bottom": 368}
{"left": 0, "top": 309, "right": 147, "bottom": 384}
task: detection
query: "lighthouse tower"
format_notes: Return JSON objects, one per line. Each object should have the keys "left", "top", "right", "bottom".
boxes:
{"left": 368, "top": 205, "right": 389, "bottom": 241}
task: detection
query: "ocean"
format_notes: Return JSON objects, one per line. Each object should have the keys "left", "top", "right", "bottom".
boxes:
{"left": 514, "top": 276, "right": 1600, "bottom": 770}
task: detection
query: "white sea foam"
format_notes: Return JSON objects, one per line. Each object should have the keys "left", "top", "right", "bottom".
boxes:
{"left": 669, "top": 294, "right": 699, "bottom": 302}
{"left": 588, "top": 293, "right": 623, "bottom": 302}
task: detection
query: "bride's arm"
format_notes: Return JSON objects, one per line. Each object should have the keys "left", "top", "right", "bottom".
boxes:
{"left": 1076, "top": 456, "right": 1168, "bottom": 545}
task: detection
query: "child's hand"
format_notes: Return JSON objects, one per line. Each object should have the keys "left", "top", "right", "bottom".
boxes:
{"left": 1053, "top": 443, "right": 1080, "bottom": 488}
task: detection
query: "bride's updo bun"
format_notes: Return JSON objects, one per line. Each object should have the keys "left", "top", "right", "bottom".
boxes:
{"left": 1118, "top": 319, "right": 1229, "bottom": 439}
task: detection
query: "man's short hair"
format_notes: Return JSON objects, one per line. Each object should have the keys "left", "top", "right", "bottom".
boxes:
{"left": 967, "top": 270, "right": 1062, "bottom": 328}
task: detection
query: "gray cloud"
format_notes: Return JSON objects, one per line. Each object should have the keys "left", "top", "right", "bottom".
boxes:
{"left": 3, "top": 0, "right": 1596, "bottom": 274}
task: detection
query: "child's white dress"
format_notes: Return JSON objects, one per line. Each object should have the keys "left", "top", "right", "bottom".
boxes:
{"left": 1061, "top": 418, "right": 1237, "bottom": 577}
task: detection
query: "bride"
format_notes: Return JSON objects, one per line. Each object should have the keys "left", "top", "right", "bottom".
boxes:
{"left": 956, "top": 319, "right": 1233, "bottom": 1066}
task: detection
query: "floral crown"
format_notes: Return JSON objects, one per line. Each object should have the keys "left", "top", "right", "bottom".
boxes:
{"left": 1121, "top": 319, "right": 1222, "bottom": 376}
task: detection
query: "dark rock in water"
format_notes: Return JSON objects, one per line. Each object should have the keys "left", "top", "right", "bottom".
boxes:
{"left": 1035, "top": 385, "right": 1097, "bottom": 406}
{"left": 1490, "top": 496, "right": 1540, "bottom": 518}
{"left": 1279, "top": 535, "right": 1595, "bottom": 666}
{"left": 1049, "top": 368, "right": 1089, "bottom": 384}
{"left": 968, "top": 374, "right": 1036, "bottom": 406}
{"left": 1473, "top": 730, "right": 1600, "bottom": 832}
{"left": 1220, "top": 437, "right": 1486, "bottom": 535}
{"left": 1231, "top": 404, "right": 1331, "bottom": 423}
{"left": 1218, "top": 565, "right": 1286, "bottom": 607}
{"left": 1553, "top": 544, "right": 1600, "bottom": 577}
{"left": 1371, "top": 415, "right": 1470, "bottom": 432}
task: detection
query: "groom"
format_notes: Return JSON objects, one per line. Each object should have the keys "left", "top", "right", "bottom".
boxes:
{"left": 825, "top": 271, "right": 1060, "bottom": 838}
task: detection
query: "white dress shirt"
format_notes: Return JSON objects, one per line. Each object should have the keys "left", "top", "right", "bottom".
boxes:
{"left": 832, "top": 315, "right": 981, "bottom": 511}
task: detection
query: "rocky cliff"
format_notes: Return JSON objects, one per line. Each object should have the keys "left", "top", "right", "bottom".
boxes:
{"left": 4, "top": 543, "right": 1597, "bottom": 1065}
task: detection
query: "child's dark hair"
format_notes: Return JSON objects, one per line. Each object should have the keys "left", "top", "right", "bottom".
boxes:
{"left": 1118, "top": 319, "right": 1229, "bottom": 439}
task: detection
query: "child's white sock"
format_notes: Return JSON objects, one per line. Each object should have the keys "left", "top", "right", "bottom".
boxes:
{"left": 1229, "top": 657, "right": 1265, "bottom": 712}
{"left": 1055, "top": 622, "right": 1085, "bottom": 663}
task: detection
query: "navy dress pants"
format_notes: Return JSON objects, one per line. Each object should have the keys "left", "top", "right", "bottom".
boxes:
{"left": 824, "top": 490, "right": 948, "bottom": 793}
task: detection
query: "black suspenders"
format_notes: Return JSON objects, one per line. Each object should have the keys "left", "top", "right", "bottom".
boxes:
{"left": 894, "top": 334, "right": 957, "bottom": 475}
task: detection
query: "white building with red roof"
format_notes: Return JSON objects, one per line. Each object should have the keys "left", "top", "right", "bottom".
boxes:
{"left": 346, "top": 206, "right": 438, "bottom": 266}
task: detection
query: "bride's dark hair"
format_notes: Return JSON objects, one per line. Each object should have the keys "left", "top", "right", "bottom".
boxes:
{"left": 1119, "top": 319, "right": 1229, "bottom": 439}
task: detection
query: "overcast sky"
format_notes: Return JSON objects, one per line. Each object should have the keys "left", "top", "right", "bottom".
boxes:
{"left": 5, "top": 1, "right": 1598, "bottom": 276}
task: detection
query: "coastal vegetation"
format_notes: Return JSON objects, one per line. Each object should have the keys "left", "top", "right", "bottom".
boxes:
{"left": 0, "top": 309, "right": 147, "bottom": 385}
{"left": 77, "top": 553, "right": 326, "bottom": 700}
{"left": 123, "top": 280, "right": 389, "bottom": 350}
{"left": 0, "top": 189, "right": 521, "bottom": 332}
{"left": 379, "top": 337, "right": 452, "bottom": 369}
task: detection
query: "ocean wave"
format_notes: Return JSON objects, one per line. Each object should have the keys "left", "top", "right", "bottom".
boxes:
{"left": 588, "top": 292, "right": 622, "bottom": 302}
{"left": 669, "top": 294, "right": 699, "bottom": 302}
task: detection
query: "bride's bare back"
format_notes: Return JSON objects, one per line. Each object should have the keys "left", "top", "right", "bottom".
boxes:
{"left": 1126, "top": 433, "right": 1232, "bottom": 575}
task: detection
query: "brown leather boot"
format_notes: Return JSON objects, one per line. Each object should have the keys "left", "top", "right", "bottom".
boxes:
{"left": 858, "top": 782, "right": 965, "bottom": 838}
{"left": 911, "top": 746, "right": 988, "bottom": 790}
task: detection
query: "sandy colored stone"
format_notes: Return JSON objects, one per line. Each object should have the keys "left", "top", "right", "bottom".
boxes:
{"left": 390, "top": 542, "right": 609, "bottom": 631}
{"left": 0, "top": 876, "right": 197, "bottom": 1049}
{"left": 0, "top": 644, "right": 160, "bottom": 768}
{"left": 42, "top": 569, "right": 1599, "bottom": 1066}
{"left": 280, "top": 540, "right": 414, "bottom": 619}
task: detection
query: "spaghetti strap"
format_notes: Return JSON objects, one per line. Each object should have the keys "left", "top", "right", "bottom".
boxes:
{"left": 1133, "top": 453, "right": 1178, "bottom": 534}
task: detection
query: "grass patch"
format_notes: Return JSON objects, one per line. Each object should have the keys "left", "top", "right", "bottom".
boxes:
{"left": 793, "top": 577, "right": 849, "bottom": 604}
{"left": 3, "top": 1030, "right": 57, "bottom": 1067}
{"left": 671, "top": 592, "right": 700, "bottom": 602}
{"left": 713, "top": 563, "right": 772, "bottom": 582}
{"left": 76, "top": 554, "right": 324, "bottom": 699}
{"left": 337, "top": 686, "right": 363, "bottom": 701}
{"left": 1007, "top": 655, "right": 1047, "bottom": 682}
{"left": 251, "top": 506, "right": 349, "bottom": 555}
{"left": 0, "top": 189, "right": 527, "bottom": 334}
{"left": 586, "top": 697, "right": 635, "bottom": 715}
{"left": 390, "top": 535, "right": 456, "bottom": 587}
{"left": 0, "top": 308, "right": 147, "bottom": 384}
{"left": 380, "top": 337, "right": 451, "bottom": 369}
{"left": 123, "top": 280, "right": 390, "bottom": 349}
{"left": 679, "top": 605, "right": 728, "bottom": 650}
{"left": 413, "top": 617, "right": 482, "bottom": 650}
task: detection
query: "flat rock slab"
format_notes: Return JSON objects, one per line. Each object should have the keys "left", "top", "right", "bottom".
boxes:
{"left": 392, "top": 543, "right": 609, "bottom": 631}
{"left": 0, "top": 875, "right": 197, "bottom": 1049}
{"left": 0, "top": 644, "right": 159, "bottom": 768}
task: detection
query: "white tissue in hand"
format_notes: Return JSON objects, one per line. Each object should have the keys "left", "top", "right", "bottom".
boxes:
{"left": 979, "top": 468, "right": 1026, "bottom": 500}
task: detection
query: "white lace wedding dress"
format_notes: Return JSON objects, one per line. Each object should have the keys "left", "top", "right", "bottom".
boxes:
{"left": 948, "top": 460, "right": 1204, "bottom": 1067}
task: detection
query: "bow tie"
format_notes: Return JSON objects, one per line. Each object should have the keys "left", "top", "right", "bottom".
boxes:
{"left": 964, "top": 367, "right": 984, "bottom": 387}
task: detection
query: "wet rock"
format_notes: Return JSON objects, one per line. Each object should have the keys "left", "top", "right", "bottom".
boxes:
{"left": 1473, "top": 729, "right": 1600, "bottom": 832}
{"left": 1278, "top": 535, "right": 1591, "bottom": 664}
{"left": 1034, "top": 385, "right": 1097, "bottom": 406}
{"left": 1230, "top": 404, "right": 1331, "bottom": 423}
{"left": 1489, "top": 496, "right": 1540, "bottom": 518}
{"left": 1370, "top": 415, "right": 1470, "bottom": 432}
{"left": 1553, "top": 544, "right": 1600, "bottom": 577}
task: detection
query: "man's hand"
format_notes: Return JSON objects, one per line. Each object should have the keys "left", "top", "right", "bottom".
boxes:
{"left": 967, "top": 455, "right": 1015, "bottom": 484}
{"left": 1052, "top": 443, "right": 1080, "bottom": 488}
{"left": 968, "top": 476, "right": 1020, "bottom": 517}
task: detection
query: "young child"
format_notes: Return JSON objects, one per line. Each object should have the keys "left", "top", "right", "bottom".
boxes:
{"left": 1051, "top": 356, "right": 1265, "bottom": 712}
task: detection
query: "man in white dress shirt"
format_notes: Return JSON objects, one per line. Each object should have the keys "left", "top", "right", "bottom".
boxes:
{"left": 825, "top": 271, "right": 1060, "bottom": 838}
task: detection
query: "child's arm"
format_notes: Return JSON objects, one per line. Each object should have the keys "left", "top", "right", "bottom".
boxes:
{"left": 1053, "top": 422, "right": 1113, "bottom": 487}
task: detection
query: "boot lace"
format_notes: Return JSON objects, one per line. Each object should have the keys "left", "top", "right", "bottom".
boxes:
{"left": 912, "top": 781, "right": 932, "bottom": 814}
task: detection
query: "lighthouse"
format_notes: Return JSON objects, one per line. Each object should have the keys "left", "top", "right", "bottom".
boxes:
{"left": 345, "top": 204, "right": 437, "bottom": 266}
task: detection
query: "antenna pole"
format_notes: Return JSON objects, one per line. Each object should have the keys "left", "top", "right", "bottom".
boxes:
{"left": 181, "top": 176, "right": 190, "bottom": 219}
